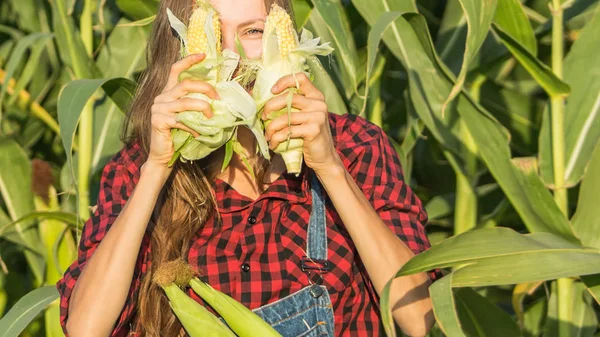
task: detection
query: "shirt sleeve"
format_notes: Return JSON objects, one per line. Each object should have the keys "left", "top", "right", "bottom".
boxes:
{"left": 333, "top": 114, "right": 442, "bottom": 283}
{"left": 55, "top": 147, "right": 145, "bottom": 337}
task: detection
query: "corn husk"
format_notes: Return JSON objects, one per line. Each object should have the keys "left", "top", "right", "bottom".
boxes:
{"left": 247, "top": 4, "right": 334, "bottom": 175}
{"left": 154, "top": 259, "right": 236, "bottom": 337}
{"left": 189, "top": 277, "right": 282, "bottom": 337}
{"left": 166, "top": 0, "right": 270, "bottom": 167}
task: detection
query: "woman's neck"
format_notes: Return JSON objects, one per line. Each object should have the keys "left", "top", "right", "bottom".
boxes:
{"left": 215, "top": 127, "right": 286, "bottom": 200}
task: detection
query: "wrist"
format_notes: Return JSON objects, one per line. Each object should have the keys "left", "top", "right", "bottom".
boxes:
{"left": 313, "top": 155, "right": 346, "bottom": 181}
{"left": 141, "top": 160, "right": 172, "bottom": 183}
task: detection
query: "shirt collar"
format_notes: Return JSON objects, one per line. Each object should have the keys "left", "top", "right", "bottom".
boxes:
{"left": 210, "top": 164, "right": 310, "bottom": 214}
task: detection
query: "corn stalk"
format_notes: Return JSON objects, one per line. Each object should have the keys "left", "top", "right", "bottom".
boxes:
{"left": 550, "top": 1, "right": 573, "bottom": 336}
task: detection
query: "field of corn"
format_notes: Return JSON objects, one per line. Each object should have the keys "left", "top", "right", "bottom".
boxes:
{"left": 0, "top": 0, "right": 599, "bottom": 336}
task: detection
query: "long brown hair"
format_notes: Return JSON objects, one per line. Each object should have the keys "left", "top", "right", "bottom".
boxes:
{"left": 121, "top": 0, "right": 296, "bottom": 335}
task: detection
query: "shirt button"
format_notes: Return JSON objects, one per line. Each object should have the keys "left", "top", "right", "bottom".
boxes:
{"left": 248, "top": 215, "right": 257, "bottom": 224}
{"left": 241, "top": 263, "right": 250, "bottom": 272}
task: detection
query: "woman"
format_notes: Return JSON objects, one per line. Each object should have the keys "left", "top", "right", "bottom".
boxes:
{"left": 56, "top": 0, "right": 439, "bottom": 336}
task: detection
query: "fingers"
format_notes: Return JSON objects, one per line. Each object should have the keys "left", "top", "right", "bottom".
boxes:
{"left": 264, "top": 111, "right": 328, "bottom": 141}
{"left": 262, "top": 92, "right": 327, "bottom": 119}
{"left": 267, "top": 124, "right": 321, "bottom": 150}
{"left": 156, "top": 79, "right": 220, "bottom": 103}
{"left": 270, "top": 72, "right": 325, "bottom": 101}
{"left": 163, "top": 53, "right": 206, "bottom": 92}
{"left": 151, "top": 97, "right": 214, "bottom": 118}
{"left": 151, "top": 112, "right": 201, "bottom": 137}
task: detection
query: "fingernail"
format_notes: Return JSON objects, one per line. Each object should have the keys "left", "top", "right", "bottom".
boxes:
{"left": 271, "top": 85, "right": 278, "bottom": 93}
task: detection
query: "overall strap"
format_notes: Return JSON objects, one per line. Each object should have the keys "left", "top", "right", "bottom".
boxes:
{"left": 302, "top": 171, "right": 330, "bottom": 274}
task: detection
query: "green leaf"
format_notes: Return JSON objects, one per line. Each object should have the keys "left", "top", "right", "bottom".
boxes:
{"left": 360, "top": 11, "right": 403, "bottom": 117}
{"left": 430, "top": 273, "right": 466, "bottom": 337}
{"left": 7, "top": 36, "right": 51, "bottom": 106}
{"left": 0, "top": 211, "right": 81, "bottom": 238}
{"left": 0, "top": 138, "right": 44, "bottom": 284}
{"left": 570, "top": 282, "right": 598, "bottom": 337}
{"left": 435, "top": 0, "right": 468, "bottom": 75}
{"left": 571, "top": 143, "right": 600, "bottom": 250}
{"left": 306, "top": 56, "right": 348, "bottom": 115}
{"left": 50, "top": 0, "right": 96, "bottom": 79}
{"left": 58, "top": 77, "right": 136, "bottom": 165}
{"left": 442, "top": 0, "right": 497, "bottom": 113}
{"left": 491, "top": 23, "right": 570, "bottom": 97}
{"left": 375, "top": 11, "right": 575, "bottom": 239}
{"left": 543, "top": 281, "right": 598, "bottom": 337}
{"left": 310, "top": 0, "right": 359, "bottom": 97}
{"left": 57, "top": 78, "right": 137, "bottom": 207}
{"left": 391, "top": 227, "right": 600, "bottom": 286}
{"left": 0, "top": 286, "right": 59, "bottom": 337}
{"left": 581, "top": 274, "right": 600, "bottom": 304}
{"left": 291, "top": 0, "right": 313, "bottom": 29}
{"left": 116, "top": 0, "right": 160, "bottom": 21}
{"left": 493, "top": 0, "right": 537, "bottom": 55}
{"left": 455, "top": 288, "right": 522, "bottom": 337}
{"left": 350, "top": 0, "right": 417, "bottom": 67}
{"left": 539, "top": 7, "right": 600, "bottom": 187}
{"left": 92, "top": 19, "right": 148, "bottom": 172}
{"left": 478, "top": 81, "right": 543, "bottom": 155}
{"left": 0, "top": 32, "right": 52, "bottom": 119}
{"left": 523, "top": 297, "right": 547, "bottom": 337}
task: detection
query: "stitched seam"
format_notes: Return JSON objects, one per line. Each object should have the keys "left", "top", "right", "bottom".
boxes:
{"left": 268, "top": 303, "right": 321, "bottom": 325}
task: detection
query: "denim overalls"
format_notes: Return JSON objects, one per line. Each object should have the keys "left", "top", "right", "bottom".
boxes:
{"left": 128, "top": 172, "right": 336, "bottom": 337}
{"left": 218, "top": 171, "right": 336, "bottom": 336}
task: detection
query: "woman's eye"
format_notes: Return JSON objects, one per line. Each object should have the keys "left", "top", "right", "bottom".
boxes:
{"left": 245, "top": 28, "right": 263, "bottom": 36}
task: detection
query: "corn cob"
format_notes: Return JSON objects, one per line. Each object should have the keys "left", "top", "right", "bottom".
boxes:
{"left": 154, "top": 259, "right": 236, "bottom": 337}
{"left": 187, "top": 0, "right": 222, "bottom": 55}
{"left": 166, "top": 0, "right": 269, "bottom": 167}
{"left": 250, "top": 3, "right": 334, "bottom": 175}
{"left": 189, "top": 277, "right": 282, "bottom": 337}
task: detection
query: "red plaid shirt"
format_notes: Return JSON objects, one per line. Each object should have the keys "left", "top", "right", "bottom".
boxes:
{"left": 56, "top": 113, "right": 439, "bottom": 336}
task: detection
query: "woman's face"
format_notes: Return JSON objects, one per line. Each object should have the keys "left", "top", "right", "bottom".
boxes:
{"left": 208, "top": 0, "right": 267, "bottom": 60}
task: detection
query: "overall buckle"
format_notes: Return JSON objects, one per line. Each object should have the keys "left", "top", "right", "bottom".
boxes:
{"left": 301, "top": 256, "right": 330, "bottom": 273}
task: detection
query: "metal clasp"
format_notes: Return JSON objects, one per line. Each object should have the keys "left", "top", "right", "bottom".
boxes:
{"left": 301, "top": 256, "right": 330, "bottom": 273}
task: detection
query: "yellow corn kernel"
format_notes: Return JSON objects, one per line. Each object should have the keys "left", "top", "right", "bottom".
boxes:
{"left": 187, "top": 0, "right": 222, "bottom": 54}
{"left": 268, "top": 4, "right": 297, "bottom": 58}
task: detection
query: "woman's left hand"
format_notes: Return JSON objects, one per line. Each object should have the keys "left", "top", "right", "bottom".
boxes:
{"left": 262, "top": 72, "right": 344, "bottom": 177}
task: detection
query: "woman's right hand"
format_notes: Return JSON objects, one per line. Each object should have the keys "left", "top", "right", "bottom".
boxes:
{"left": 145, "top": 53, "right": 221, "bottom": 171}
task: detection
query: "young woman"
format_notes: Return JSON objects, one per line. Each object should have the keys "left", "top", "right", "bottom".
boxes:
{"left": 56, "top": 0, "right": 439, "bottom": 336}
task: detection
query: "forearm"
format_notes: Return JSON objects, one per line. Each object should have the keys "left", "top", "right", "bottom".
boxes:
{"left": 67, "top": 163, "right": 169, "bottom": 337}
{"left": 316, "top": 164, "right": 434, "bottom": 337}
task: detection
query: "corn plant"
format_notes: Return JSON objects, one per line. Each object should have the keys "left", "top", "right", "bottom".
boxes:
{"left": 0, "top": 0, "right": 599, "bottom": 336}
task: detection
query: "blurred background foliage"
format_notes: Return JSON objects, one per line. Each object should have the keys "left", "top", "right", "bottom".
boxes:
{"left": 0, "top": 0, "right": 599, "bottom": 336}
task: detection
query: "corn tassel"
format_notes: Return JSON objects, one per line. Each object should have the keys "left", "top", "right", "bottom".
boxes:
{"left": 189, "top": 277, "right": 282, "bottom": 337}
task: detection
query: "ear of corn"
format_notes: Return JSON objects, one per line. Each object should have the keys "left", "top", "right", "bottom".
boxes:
{"left": 165, "top": 0, "right": 269, "bottom": 166}
{"left": 162, "top": 283, "right": 237, "bottom": 337}
{"left": 189, "top": 277, "right": 282, "bottom": 337}
{"left": 248, "top": 4, "right": 334, "bottom": 175}
{"left": 154, "top": 259, "right": 236, "bottom": 337}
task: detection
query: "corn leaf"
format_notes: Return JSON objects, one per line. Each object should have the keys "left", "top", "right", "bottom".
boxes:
{"left": 442, "top": 0, "right": 497, "bottom": 113}
{"left": 455, "top": 288, "right": 522, "bottom": 337}
{"left": 539, "top": 7, "right": 600, "bottom": 187}
{"left": 429, "top": 273, "right": 465, "bottom": 337}
{"left": 0, "top": 32, "right": 52, "bottom": 119}
{"left": 0, "top": 139, "right": 45, "bottom": 284}
{"left": 0, "top": 286, "right": 59, "bottom": 337}
{"left": 491, "top": 24, "right": 570, "bottom": 97}
{"left": 309, "top": 0, "right": 359, "bottom": 97}
{"left": 571, "top": 143, "right": 600, "bottom": 250}
{"left": 493, "top": 0, "right": 536, "bottom": 55}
